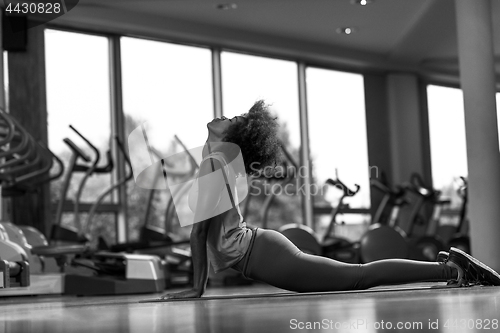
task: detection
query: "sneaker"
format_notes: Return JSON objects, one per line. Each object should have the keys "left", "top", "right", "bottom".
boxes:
{"left": 436, "top": 251, "right": 449, "bottom": 263}
{"left": 447, "top": 247, "right": 500, "bottom": 286}
{"left": 435, "top": 251, "right": 458, "bottom": 286}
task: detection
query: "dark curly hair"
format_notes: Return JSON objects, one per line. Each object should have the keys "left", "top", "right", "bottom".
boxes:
{"left": 222, "top": 100, "right": 282, "bottom": 175}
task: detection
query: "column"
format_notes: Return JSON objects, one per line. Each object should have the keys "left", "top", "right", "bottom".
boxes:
{"left": 7, "top": 24, "right": 50, "bottom": 235}
{"left": 455, "top": 0, "right": 500, "bottom": 270}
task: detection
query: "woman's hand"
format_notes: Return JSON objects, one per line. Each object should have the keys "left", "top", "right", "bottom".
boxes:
{"left": 160, "top": 288, "right": 202, "bottom": 300}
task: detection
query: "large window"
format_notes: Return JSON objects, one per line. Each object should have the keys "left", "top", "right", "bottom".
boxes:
{"left": 427, "top": 85, "right": 468, "bottom": 210}
{"left": 45, "top": 29, "right": 426, "bottom": 245}
{"left": 221, "top": 52, "right": 301, "bottom": 150}
{"left": 221, "top": 52, "right": 301, "bottom": 229}
{"left": 45, "top": 29, "right": 115, "bottom": 245}
{"left": 427, "top": 85, "right": 500, "bottom": 222}
{"left": 121, "top": 37, "right": 213, "bottom": 240}
{"left": 306, "top": 68, "right": 371, "bottom": 239}
{"left": 497, "top": 93, "right": 500, "bottom": 146}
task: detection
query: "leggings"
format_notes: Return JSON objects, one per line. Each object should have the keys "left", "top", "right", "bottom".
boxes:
{"left": 233, "top": 229, "right": 455, "bottom": 292}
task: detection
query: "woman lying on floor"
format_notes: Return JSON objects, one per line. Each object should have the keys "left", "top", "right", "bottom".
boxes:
{"left": 162, "top": 100, "right": 500, "bottom": 299}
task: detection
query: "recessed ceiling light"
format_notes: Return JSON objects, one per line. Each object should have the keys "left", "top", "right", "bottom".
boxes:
{"left": 351, "top": 0, "right": 373, "bottom": 5}
{"left": 216, "top": 3, "right": 237, "bottom": 10}
{"left": 336, "top": 27, "right": 357, "bottom": 35}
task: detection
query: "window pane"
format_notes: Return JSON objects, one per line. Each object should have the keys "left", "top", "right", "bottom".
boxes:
{"left": 306, "top": 67, "right": 371, "bottom": 225}
{"left": 221, "top": 52, "right": 301, "bottom": 229}
{"left": 427, "top": 85, "right": 468, "bottom": 209}
{"left": 221, "top": 52, "right": 300, "bottom": 150}
{"left": 497, "top": 93, "right": 500, "bottom": 147}
{"left": 2, "top": 51, "right": 8, "bottom": 110}
{"left": 45, "top": 30, "right": 113, "bottom": 233}
{"left": 121, "top": 37, "right": 213, "bottom": 240}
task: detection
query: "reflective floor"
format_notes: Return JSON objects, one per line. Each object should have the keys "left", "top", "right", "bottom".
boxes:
{"left": 1, "top": 283, "right": 499, "bottom": 333}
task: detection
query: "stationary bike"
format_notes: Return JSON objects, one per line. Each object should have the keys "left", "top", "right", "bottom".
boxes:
{"left": 359, "top": 178, "right": 410, "bottom": 262}
{"left": 0, "top": 110, "right": 73, "bottom": 294}
{"left": 104, "top": 134, "right": 196, "bottom": 288}
{"left": 278, "top": 175, "right": 361, "bottom": 263}
{"left": 446, "top": 177, "right": 470, "bottom": 253}
{"left": 403, "top": 174, "right": 449, "bottom": 261}
{"left": 51, "top": 125, "right": 112, "bottom": 244}
{"left": 360, "top": 174, "right": 449, "bottom": 262}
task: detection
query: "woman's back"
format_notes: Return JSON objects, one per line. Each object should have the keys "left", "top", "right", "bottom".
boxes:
{"left": 196, "top": 151, "right": 254, "bottom": 273}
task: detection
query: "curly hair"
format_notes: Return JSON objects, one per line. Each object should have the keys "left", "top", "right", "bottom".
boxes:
{"left": 222, "top": 100, "right": 282, "bottom": 175}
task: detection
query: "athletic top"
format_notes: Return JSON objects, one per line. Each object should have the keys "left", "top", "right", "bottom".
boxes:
{"left": 197, "top": 151, "right": 253, "bottom": 273}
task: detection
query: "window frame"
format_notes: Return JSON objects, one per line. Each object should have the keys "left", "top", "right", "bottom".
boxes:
{"left": 44, "top": 24, "right": 375, "bottom": 238}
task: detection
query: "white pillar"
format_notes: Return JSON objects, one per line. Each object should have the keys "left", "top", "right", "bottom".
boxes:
{"left": 212, "top": 49, "right": 223, "bottom": 118}
{"left": 455, "top": 0, "right": 500, "bottom": 270}
{"left": 0, "top": 13, "right": 4, "bottom": 222}
{"left": 0, "top": 14, "right": 5, "bottom": 110}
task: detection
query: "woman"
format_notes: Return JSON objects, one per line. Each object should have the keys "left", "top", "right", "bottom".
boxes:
{"left": 162, "top": 100, "right": 500, "bottom": 299}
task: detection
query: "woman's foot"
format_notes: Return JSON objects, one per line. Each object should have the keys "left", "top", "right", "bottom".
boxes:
{"left": 446, "top": 247, "right": 500, "bottom": 286}
{"left": 436, "top": 251, "right": 458, "bottom": 285}
{"left": 436, "top": 251, "right": 449, "bottom": 263}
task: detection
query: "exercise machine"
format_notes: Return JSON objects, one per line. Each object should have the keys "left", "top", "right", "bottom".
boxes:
{"left": 446, "top": 177, "right": 470, "bottom": 253}
{"left": 50, "top": 132, "right": 165, "bottom": 295}
{"left": 404, "top": 174, "right": 448, "bottom": 261}
{"left": 360, "top": 174, "right": 449, "bottom": 262}
{"left": 110, "top": 134, "right": 196, "bottom": 250}
{"left": 279, "top": 175, "right": 361, "bottom": 263}
{"left": 0, "top": 224, "right": 30, "bottom": 289}
{"left": 1, "top": 113, "right": 164, "bottom": 295}
{"left": 102, "top": 134, "right": 196, "bottom": 288}
{"left": 52, "top": 125, "right": 112, "bottom": 244}
{"left": 0, "top": 110, "right": 65, "bottom": 295}
{"left": 359, "top": 178, "right": 410, "bottom": 262}
{"left": 257, "top": 144, "right": 362, "bottom": 262}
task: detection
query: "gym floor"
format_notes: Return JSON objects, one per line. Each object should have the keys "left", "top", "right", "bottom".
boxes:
{"left": 1, "top": 283, "right": 499, "bottom": 332}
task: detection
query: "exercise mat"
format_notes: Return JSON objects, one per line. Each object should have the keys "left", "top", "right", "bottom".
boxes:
{"left": 139, "top": 282, "right": 468, "bottom": 303}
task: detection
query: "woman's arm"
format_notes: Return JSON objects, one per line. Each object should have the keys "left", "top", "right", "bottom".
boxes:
{"left": 189, "top": 218, "right": 211, "bottom": 295}
{"left": 161, "top": 158, "right": 224, "bottom": 299}
{"left": 160, "top": 219, "right": 210, "bottom": 299}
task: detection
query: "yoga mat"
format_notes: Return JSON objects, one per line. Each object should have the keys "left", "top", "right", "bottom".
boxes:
{"left": 138, "top": 283, "right": 467, "bottom": 303}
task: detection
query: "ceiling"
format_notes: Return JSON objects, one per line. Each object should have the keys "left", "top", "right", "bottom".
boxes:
{"left": 49, "top": 0, "right": 500, "bottom": 83}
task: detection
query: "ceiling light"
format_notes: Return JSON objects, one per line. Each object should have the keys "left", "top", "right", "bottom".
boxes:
{"left": 351, "top": 0, "right": 373, "bottom": 5}
{"left": 216, "top": 3, "right": 237, "bottom": 10}
{"left": 336, "top": 27, "right": 357, "bottom": 35}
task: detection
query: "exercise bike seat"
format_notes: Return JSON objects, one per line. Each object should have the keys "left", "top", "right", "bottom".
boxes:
{"left": 279, "top": 223, "right": 322, "bottom": 255}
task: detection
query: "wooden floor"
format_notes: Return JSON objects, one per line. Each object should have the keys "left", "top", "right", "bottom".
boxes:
{"left": 1, "top": 283, "right": 499, "bottom": 332}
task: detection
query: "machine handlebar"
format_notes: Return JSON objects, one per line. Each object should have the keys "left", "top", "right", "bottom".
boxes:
{"left": 63, "top": 138, "right": 91, "bottom": 162}
{"left": 370, "top": 178, "right": 406, "bottom": 197}
{"left": 457, "top": 176, "right": 468, "bottom": 199}
{"left": 404, "top": 173, "right": 438, "bottom": 199}
{"left": 69, "top": 125, "right": 100, "bottom": 169}
{"left": 325, "top": 177, "right": 360, "bottom": 197}
{"left": 66, "top": 125, "right": 114, "bottom": 174}
{"left": 93, "top": 150, "right": 113, "bottom": 174}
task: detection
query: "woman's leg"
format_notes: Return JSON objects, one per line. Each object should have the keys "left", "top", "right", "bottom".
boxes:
{"left": 242, "top": 229, "right": 456, "bottom": 292}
